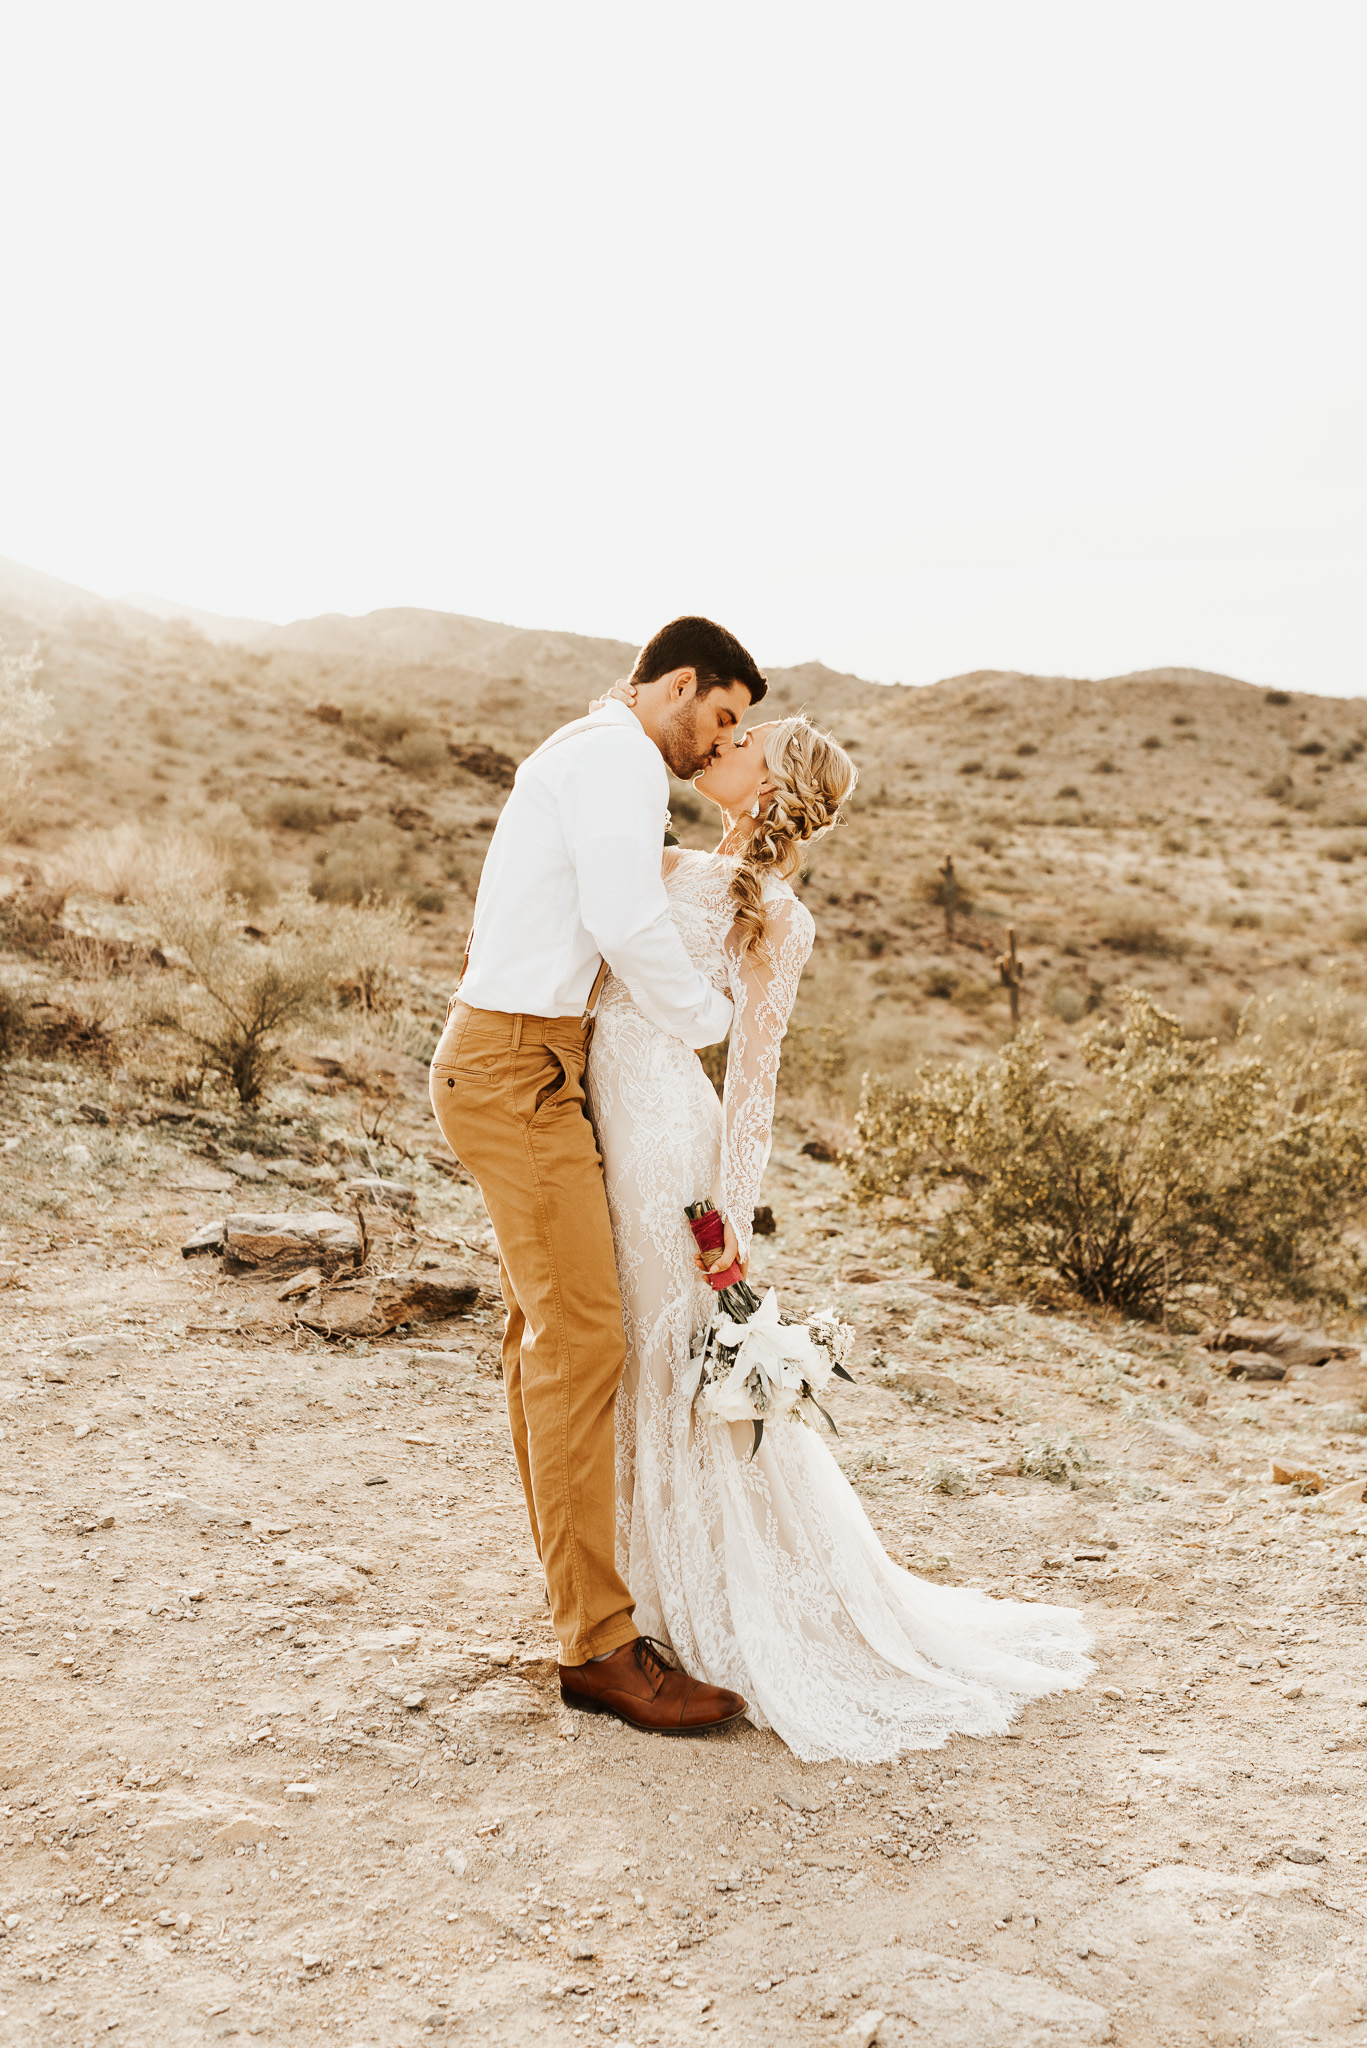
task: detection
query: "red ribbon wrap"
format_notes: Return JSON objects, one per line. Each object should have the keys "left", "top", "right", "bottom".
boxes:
{"left": 687, "top": 1208, "right": 743, "bottom": 1293}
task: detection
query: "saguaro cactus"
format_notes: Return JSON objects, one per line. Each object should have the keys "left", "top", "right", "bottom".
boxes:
{"left": 939, "top": 855, "right": 959, "bottom": 946}
{"left": 996, "top": 926, "right": 1025, "bottom": 1033}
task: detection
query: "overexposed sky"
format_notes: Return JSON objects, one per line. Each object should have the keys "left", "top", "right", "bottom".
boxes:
{"left": 1, "top": 2, "right": 1363, "bottom": 691}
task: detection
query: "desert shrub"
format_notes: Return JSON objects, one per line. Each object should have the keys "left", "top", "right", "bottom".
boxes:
{"left": 410, "top": 886, "right": 446, "bottom": 914}
{"left": 0, "top": 882, "right": 67, "bottom": 954}
{"left": 1056, "top": 784, "right": 1080, "bottom": 800}
{"left": 265, "top": 790, "right": 333, "bottom": 832}
{"left": 197, "top": 804, "right": 276, "bottom": 910}
{"left": 1046, "top": 978, "right": 1089, "bottom": 1025}
{"left": 781, "top": 1019, "right": 851, "bottom": 1098}
{"left": 993, "top": 764, "right": 1022, "bottom": 782}
{"left": 0, "top": 637, "right": 54, "bottom": 834}
{"left": 1099, "top": 916, "right": 1188, "bottom": 958}
{"left": 310, "top": 819, "right": 407, "bottom": 904}
{"left": 1141, "top": 735, "right": 1163, "bottom": 750}
{"left": 848, "top": 991, "right": 1367, "bottom": 1317}
{"left": 1014, "top": 741, "right": 1038, "bottom": 757}
{"left": 154, "top": 883, "right": 350, "bottom": 1102}
{"left": 1093, "top": 757, "right": 1118, "bottom": 774}
{"left": 1022, "top": 1431, "right": 1094, "bottom": 1487}
{"left": 921, "top": 1458, "right": 974, "bottom": 1496}
{"left": 48, "top": 822, "right": 224, "bottom": 904}
{"left": 1320, "top": 803, "right": 1367, "bottom": 829}
{"left": 1265, "top": 689, "right": 1291, "bottom": 706}
{"left": 916, "top": 866, "right": 975, "bottom": 919}
{"left": 1324, "top": 836, "right": 1367, "bottom": 864}
{"left": 385, "top": 729, "right": 448, "bottom": 776}
{"left": 328, "top": 896, "right": 414, "bottom": 1012}
{"left": 958, "top": 760, "right": 984, "bottom": 776}
{"left": 0, "top": 981, "right": 30, "bottom": 1061}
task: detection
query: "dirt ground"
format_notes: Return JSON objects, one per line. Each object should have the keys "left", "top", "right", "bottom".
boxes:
{"left": 3, "top": 1052, "right": 1367, "bottom": 2048}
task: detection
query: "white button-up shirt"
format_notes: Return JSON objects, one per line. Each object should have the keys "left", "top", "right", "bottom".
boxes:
{"left": 457, "top": 702, "right": 733, "bottom": 1049}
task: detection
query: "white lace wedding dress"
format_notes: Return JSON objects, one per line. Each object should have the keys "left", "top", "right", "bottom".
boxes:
{"left": 586, "top": 849, "right": 1093, "bottom": 1762}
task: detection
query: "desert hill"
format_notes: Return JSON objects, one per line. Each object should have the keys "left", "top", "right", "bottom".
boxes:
{"left": 3, "top": 554, "right": 1366, "bottom": 1095}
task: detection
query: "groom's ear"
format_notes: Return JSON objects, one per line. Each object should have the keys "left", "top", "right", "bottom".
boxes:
{"left": 663, "top": 666, "right": 698, "bottom": 703}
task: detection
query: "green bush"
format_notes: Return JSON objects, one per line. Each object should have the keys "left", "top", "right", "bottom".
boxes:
{"left": 848, "top": 990, "right": 1367, "bottom": 1317}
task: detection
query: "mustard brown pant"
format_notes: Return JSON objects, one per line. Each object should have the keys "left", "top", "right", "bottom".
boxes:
{"left": 429, "top": 1002, "right": 637, "bottom": 1666}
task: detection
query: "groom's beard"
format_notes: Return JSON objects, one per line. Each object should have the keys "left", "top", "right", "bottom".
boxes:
{"left": 658, "top": 701, "right": 716, "bottom": 781}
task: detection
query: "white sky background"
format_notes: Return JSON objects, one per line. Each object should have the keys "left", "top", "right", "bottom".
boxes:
{"left": 1, "top": 2, "right": 1363, "bottom": 692}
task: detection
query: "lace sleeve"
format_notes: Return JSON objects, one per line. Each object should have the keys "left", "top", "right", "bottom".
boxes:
{"left": 720, "top": 887, "right": 815, "bottom": 1260}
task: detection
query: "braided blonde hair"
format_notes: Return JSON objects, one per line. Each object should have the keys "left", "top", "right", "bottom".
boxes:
{"left": 728, "top": 715, "right": 858, "bottom": 955}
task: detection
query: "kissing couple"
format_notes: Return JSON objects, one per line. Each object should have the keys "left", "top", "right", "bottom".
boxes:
{"left": 430, "top": 616, "right": 1091, "bottom": 1762}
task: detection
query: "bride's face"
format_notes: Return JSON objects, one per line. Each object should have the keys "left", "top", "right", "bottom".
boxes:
{"left": 692, "top": 722, "right": 775, "bottom": 814}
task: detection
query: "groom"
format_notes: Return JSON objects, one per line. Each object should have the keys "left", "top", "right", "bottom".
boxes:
{"left": 430, "top": 616, "right": 767, "bottom": 1734}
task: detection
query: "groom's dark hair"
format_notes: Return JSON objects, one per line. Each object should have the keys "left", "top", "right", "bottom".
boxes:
{"left": 631, "top": 616, "right": 768, "bottom": 705}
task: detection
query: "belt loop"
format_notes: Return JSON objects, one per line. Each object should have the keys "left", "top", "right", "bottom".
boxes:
{"left": 511, "top": 1015, "right": 523, "bottom": 1051}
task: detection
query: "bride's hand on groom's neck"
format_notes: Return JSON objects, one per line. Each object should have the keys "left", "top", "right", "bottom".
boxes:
{"left": 587, "top": 677, "right": 639, "bottom": 714}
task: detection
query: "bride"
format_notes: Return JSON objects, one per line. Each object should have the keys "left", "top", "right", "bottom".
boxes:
{"left": 585, "top": 693, "right": 1093, "bottom": 1762}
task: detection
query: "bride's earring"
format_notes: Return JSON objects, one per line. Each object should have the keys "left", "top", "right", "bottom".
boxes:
{"left": 749, "top": 799, "right": 761, "bottom": 819}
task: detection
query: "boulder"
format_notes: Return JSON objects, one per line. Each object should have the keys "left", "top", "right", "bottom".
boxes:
{"left": 1219, "top": 1349, "right": 1286, "bottom": 1381}
{"left": 295, "top": 1267, "right": 481, "bottom": 1339}
{"left": 1206, "top": 1319, "right": 1358, "bottom": 1371}
{"left": 223, "top": 1211, "right": 363, "bottom": 1276}
{"left": 180, "top": 1221, "right": 226, "bottom": 1258}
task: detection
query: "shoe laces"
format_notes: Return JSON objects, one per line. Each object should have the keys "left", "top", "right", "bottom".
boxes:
{"left": 632, "top": 1636, "right": 677, "bottom": 1693}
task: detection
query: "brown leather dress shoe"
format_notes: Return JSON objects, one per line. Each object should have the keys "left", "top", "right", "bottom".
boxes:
{"left": 559, "top": 1636, "right": 749, "bottom": 1736}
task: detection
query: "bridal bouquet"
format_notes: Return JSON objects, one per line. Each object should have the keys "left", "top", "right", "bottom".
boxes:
{"left": 686, "top": 1200, "right": 854, "bottom": 1457}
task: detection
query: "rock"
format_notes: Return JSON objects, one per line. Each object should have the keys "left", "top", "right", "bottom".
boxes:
{"left": 567, "top": 1941, "right": 596, "bottom": 1962}
{"left": 167, "top": 1170, "right": 236, "bottom": 1194}
{"left": 447, "top": 741, "right": 516, "bottom": 787}
{"left": 346, "top": 1175, "right": 417, "bottom": 1215}
{"left": 283, "top": 1783, "right": 321, "bottom": 1801}
{"left": 276, "top": 1266, "right": 323, "bottom": 1301}
{"left": 1219, "top": 1350, "right": 1286, "bottom": 1381}
{"left": 43, "top": 1365, "right": 71, "bottom": 1384}
{"left": 842, "top": 1267, "right": 886, "bottom": 1285}
{"left": 449, "top": 1676, "right": 552, "bottom": 1738}
{"left": 212, "top": 1816, "right": 277, "bottom": 1846}
{"left": 224, "top": 1153, "right": 270, "bottom": 1182}
{"left": 1281, "top": 1683, "right": 1304, "bottom": 1700}
{"left": 1282, "top": 1843, "right": 1326, "bottom": 1864}
{"left": 63, "top": 1141, "right": 93, "bottom": 1166}
{"left": 1319, "top": 1476, "right": 1367, "bottom": 1508}
{"left": 223, "top": 1211, "right": 363, "bottom": 1276}
{"left": 800, "top": 1137, "right": 839, "bottom": 1162}
{"left": 76, "top": 1511, "right": 115, "bottom": 1534}
{"left": 1138, "top": 1417, "right": 1214, "bottom": 1460}
{"left": 443, "top": 1848, "right": 467, "bottom": 1877}
{"left": 165, "top": 1494, "right": 252, "bottom": 1529}
{"left": 1206, "top": 1319, "right": 1358, "bottom": 1371}
{"left": 751, "top": 1205, "right": 777, "bottom": 1236}
{"left": 175, "top": 1913, "right": 191, "bottom": 1933}
{"left": 844, "top": 2015, "right": 884, "bottom": 2048}
{"left": 402, "top": 1692, "right": 426, "bottom": 1710}
{"left": 1270, "top": 1460, "right": 1324, "bottom": 1493}
{"left": 180, "top": 1220, "right": 226, "bottom": 1258}
{"left": 357, "top": 1626, "right": 421, "bottom": 1651}
{"left": 276, "top": 1551, "right": 367, "bottom": 1604}
{"left": 295, "top": 1267, "right": 480, "bottom": 1340}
